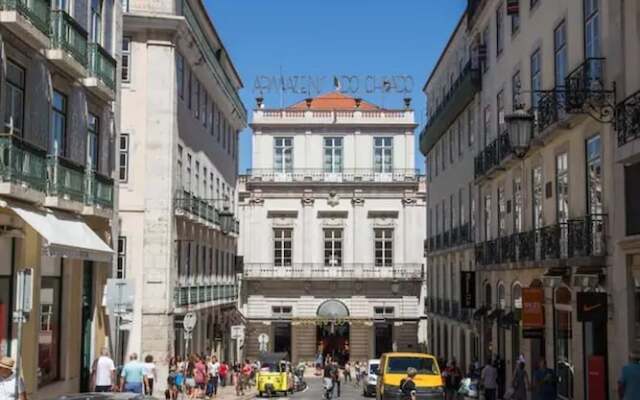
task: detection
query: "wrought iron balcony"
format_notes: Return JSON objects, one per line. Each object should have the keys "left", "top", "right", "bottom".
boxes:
{"left": 0, "top": 133, "right": 48, "bottom": 192}
{"left": 174, "top": 193, "right": 238, "bottom": 234}
{"left": 87, "top": 42, "right": 116, "bottom": 90}
{"left": 564, "top": 58, "right": 614, "bottom": 118}
{"left": 474, "top": 131, "right": 513, "bottom": 179}
{"left": 475, "top": 215, "right": 607, "bottom": 268}
{"left": 174, "top": 283, "right": 238, "bottom": 307}
{"left": 420, "top": 61, "right": 481, "bottom": 155}
{"left": 247, "top": 168, "right": 419, "bottom": 184}
{"left": 451, "top": 301, "right": 460, "bottom": 320}
{"left": 436, "top": 298, "right": 443, "bottom": 314}
{"left": 50, "top": 10, "right": 87, "bottom": 67}
{"left": 435, "top": 233, "right": 442, "bottom": 250}
{"left": 243, "top": 263, "right": 423, "bottom": 281}
{"left": 616, "top": 89, "right": 640, "bottom": 146}
{"left": 443, "top": 230, "right": 450, "bottom": 248}
{"left": 0, "top": 0, "right": 50, "bottom": 35}
{"left": 443, "top": 299, "right": 451, "bottom": 315}
{"left": 46, "top": 155, "right": 85, "bottom": 203}
{"left": 85, "top": 171, "right": 114, "bottom": 209}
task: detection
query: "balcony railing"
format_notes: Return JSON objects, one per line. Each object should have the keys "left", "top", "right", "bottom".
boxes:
{"left": 247, "top": 168, "right": 419, "bottom": 184}
{"left": 88, "top": 43, "right": 116, "bottom": 90}
{"left": 616, "top": 89, "right": 640, "bottom": 146}
{"left": 425, "top": 223, "right": 473, "bottom": 254}
{"left": 174, "top": 194, "right": 239, "bottom": 234}
{"left": 46, "top": 155, "right": 85, "bottom": 202}
{"left": 475, "top": 214, "right": 607, "bottom": 267}
{"left": 85, "top": 171, "right": 114, "bottom": 208}
{"left": 474, "top": 131, "right": 513, "bottom": 179}
{"left": 174, "top": 283, "right": 238, "bottom": 307}
{"left": 0, "top": 134, "right": 48, "bottom": 192}
{"left": 420, "top": 61, "right": 481, "bottom": 155}
{"left": 0, "top": 0, "right": 50, "bottom": 35}
{"left": 50, "top": 10, "right": 87, "bottom": 67}
{"left": 564, "top": 58, "right": 607, "bottom": 114}
{"left": 243, "top": 263, "right": 423, "bottom": 280}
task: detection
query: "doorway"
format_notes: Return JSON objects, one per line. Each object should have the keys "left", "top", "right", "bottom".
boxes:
{"left": 318, "top": 322, "right": 350, "bottom": 364}
{"left": 80, "top": 262, "right": 94, "bottom": 392}
{"left": 375, "top": 322, "right": 393, "bottom": 358}
{"left": 274, "top": 322, "right": 291, "bottom": 356}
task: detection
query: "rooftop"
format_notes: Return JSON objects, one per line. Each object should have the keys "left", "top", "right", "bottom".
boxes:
{"left": 286, "top": 92, "right": 382, "bottom": 111}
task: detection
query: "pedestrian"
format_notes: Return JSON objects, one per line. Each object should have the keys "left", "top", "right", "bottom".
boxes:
{"left": 185, "top": 361, "right": 197, "bottom": 399}
{"left": 194, "top": 356, "right": 208, "bottom": 393}
{"left": 354, "top": 361, "right": 361, "bottom": 386}
{"left": 331, "top": 360, "right": 341, "bottom": 398}
{"left": 511, "top": 361, "right": 529, "bottom": 400}
{"left": 444, "top": 360, "right": 463, "bottom": 400}
{"left": 0, "top": 356, "right": 26, "bottom": 400}
{"left": 234, "top": 364, "right": 244, "bottom": 396}
{"left": 219, "top": 361, "right": 228, "bottom": 387}
{"left": 531, "top": 358, "right": 556, "bottom": 400}
{"left": 241, "top": 359, "right": 252, "bottom": 391}
{"left": 618, "top": 352, "right": 640, "bottom": 400}
{"left": 206, "top": 356, "right": 219, "bottom": 397}
{"left": 316, "top": 353, "right": 324, "bottom": 376}
{"left": 90, "top": 347, "right": 116, "bottom": 392}
{"left": 323, "top": 360, "right": 334, "bottom": 399}
{"left": 143, "top": 354, "right": 157, "bottom": 395}
{"left": 399, "top": 367, "right": 417, "bottom": 400}
{"left": 480, "top": 359, "right": 498, "bottom": 400}
{"left": 120, "top": 353, "right": 147, "bottom": 394}
{"left": 344, "top": 361, "right": 352, "bottom": 383}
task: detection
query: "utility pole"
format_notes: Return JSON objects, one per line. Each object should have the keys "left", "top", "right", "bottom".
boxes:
{"left": 13, "top": 269, "right": 33, "bottom": 400}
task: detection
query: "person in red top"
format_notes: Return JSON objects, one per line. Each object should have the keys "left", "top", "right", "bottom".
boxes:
{"left": 218, "top": 361, "right": 228, "bottom": 387}
{"left": 194, "top": 356, "right": 208, "bottom": 393}
{"left": 242, "top": 360, "right": 252, "bottom": 391}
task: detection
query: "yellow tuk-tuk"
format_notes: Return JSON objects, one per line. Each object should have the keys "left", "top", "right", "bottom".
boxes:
{"left": 256, "top": 352, "right": 294, "bottom": 397}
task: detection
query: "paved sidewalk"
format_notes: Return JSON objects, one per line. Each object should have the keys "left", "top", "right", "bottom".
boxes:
{"left": 214, "top": 383, "right": 257, "bottom": 400}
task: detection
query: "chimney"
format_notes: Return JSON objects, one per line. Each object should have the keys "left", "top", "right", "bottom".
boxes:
{"left": 256, "top": 97, "right": 264, "bottom": 109}
{"left": 305, "top": 98, "right": 313, "bottom": 108}
{"left": 404, "top": 97, "right": 412, "bottom": 109}
{"left": 355, "top": 98, "right": 362, "bottom": 108}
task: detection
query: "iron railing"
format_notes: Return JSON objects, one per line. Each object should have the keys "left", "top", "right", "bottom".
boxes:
{"left": 474, "top": 131, "right": 513, "bottom": 179}
{"left": 247, "top": 168, "right": 420, "bottom": 183}
{"left": 425, "top": 223, "right": 473, "bottom": 254}
{"left": 50, "top": 10, "right": 87, "bottom": 67}
{"left": 46, "top": 155, "right": 85, "bottom": 202}
{"left": 174, "top": 194, "right": 240, "bottom": 234}
{"left": 243, "top": 263, "right": 423, "bottom": 280}
{"left": 85, "top": 171, "right": 114, "bottom": 208}
{"left": 0, "top": 0, "right": 50, "bottom": 35}
{"left": 174, "top": 283, "right": 238, "bottom": 307}
{"left": 0, "top": 134, "right": 47, "bottom": 191}
{"left": 564, "top": 58, "right": 607, "bottom": 113}
{"left": 88, "top": 42, "right": 116, "bottom": 90}
{"left": 475, "top": 214, "right": 607, "bottom": 267}
{"left": 616, "top": 89, "right": 640, "bottom": 146}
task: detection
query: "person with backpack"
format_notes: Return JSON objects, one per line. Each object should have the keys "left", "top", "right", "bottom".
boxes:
{"left": 444, "top": 360, "right": 463, "bottom": 400}
{"left": 399, "top": 367, "right": 417, "bottom": 400}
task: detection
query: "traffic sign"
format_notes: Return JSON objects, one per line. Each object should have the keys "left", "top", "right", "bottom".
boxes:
{"left": 231, "top": 325, "right": 245, "bottom": 339}
{"left": 183, "top": 312, "right": 197, "bottom": 332}
{"left": 258, "top": 333, "right": 269, "bottom": 352}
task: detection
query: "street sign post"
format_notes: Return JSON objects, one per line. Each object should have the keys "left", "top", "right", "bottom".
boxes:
{"left": 183, "top": 312, "right": 197, "bottom": 354}
{"left": 106, "top": 279, "right": 135, "bottom": 365}
{"left": 13, "top": 268, "right": 33, "bottom": 400}
{"left": 231, "top": 325, "right": 244, "bottom": 339}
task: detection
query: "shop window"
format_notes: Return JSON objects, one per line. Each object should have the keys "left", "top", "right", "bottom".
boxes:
{"left": 272, "top": 306, "right": 292, "bottom": 318}
{"left": 625, "top": 162, "right": 640, "bottom": 236}
{"left": 39, "top": 258, "right": 62, "bottom": 387}
{"left": 374, "top": 306, "right": 395, "bottom": 317}
{"left": 511, "top": 283, "right": 523, "bottom": 369}
{"left": 554, "top": 286, "right": 573, "bottom": 399}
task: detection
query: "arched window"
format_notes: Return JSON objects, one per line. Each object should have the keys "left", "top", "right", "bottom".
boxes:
{"left": 485, "top": 282, "right": 493, "bottom": 307}
{"left": 317, "top": 299, "right": 349, "bottom": 319}
{"left": 497, "top": 282, "right": 506, "bottom": 309}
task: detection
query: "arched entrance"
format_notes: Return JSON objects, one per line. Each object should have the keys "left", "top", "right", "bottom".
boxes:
{"left": 316, "top": 300, "right": 350, "bottom": 365}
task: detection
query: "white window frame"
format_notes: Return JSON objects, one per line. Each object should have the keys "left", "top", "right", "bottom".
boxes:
{"left": 273, "top": 228, "right": 293, "bottom": 267}
{"left": 323, "top": 228, "right": 343, "bottom": 267}
{"left": 117, "top": 236, "right": 127, "bottom": 278}
{"left": 118, "top": 133, "right": 129, "bottom": 182}
{"left": 274, "top": 137, "right": 293, "bottom": 174}
{"left": 374, "top": 228, "right": 394, "bottom": 267}
{"left": 121, "top": 37, "right": 131, "bottom": 83}
{"left": 374, "top": 137, "right": 393, "bottom": 174}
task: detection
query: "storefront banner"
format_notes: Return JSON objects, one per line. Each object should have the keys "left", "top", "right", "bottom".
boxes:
{"left": 588, "top": 355, "right": 606, "bottom": 400}
{"left": 577, "top": 292, "right": 607, "bottom": 322}
{"left": 460, "top": 271, "right": 476, "bottom": 309}
{"left": 522, "top": 288, "right": 544, "bottom": 329}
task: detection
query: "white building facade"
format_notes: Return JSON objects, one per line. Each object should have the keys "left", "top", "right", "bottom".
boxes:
{"left": 238, "top": 93, "right": 426, "bottom": 363}
{"left": 118, "top": 0, "right": 246, "bottom": 387}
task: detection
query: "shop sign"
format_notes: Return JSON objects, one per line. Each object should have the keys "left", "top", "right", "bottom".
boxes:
{"left": 522, "top": 288, "right": 544, "bottom": 338}
{"left": 460, "top": 271, "right": 476, "bottom": 309}
{"left": 577, "top": 292, "right": 607, "bottom": 322}
{"left": 588, "top": 355, "right": 606, "bottom": 400}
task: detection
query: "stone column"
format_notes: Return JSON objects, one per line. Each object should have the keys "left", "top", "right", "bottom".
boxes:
{"left": 349, "top": 322, "right": 371, "bottom": 361}
{"left": 292, "top": 322, "right": 316, "bottom": 364}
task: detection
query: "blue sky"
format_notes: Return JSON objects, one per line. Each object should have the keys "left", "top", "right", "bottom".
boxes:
{"left": 204, "top": 0, "right": 467, "bottom": 172}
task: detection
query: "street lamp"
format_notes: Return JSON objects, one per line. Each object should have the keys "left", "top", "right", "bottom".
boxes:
{"left": 504, "top": 105, "right": 535, "bottom": 158}
{"left": 391, "top": 280, "right": 400, "bottom": 295}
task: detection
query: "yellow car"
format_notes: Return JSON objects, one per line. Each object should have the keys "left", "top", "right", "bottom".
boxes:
{"left": 376, "top": 352, "right": 444, "bottom": 400}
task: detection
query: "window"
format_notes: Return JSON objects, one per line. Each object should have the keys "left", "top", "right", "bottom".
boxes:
{"left": 450, "top": 129, "right": 455, "bottom": 163}
{"left": 177, "top": 145, "right": 183, "bottom": 190}
{"left": 39, "top": 259, "right": 62, "bottom": 386}
{"left": 498, "top": 185, "right": 506, "bottom": 236}
{"left": 374, "top": 307, "right": 394, "bottom": 317}
{"left": 531, "top": 48, "right": 542, "bottom": 106}
{"left": 497, "top": 90, "right": 505, "bottom": 134}
{"left": 90, "top": 0, "right": 102, "bottom": 43}
{"left": 496, "top": 4, "right": 504, "bottom": 56}
{"left": 202, "top": 167, "right": 207, "bottom": 198}
{"left": 584, "top": 0, "right": 600, "bottom": 59}
{"left": 186, "top": 154, "right": 192, "bottom": 194}
{"left": 209, "top": 102, "right": 214, "bottom": 135}
{"left": 216, "top": 110, "right": 221, "bottom": 142}
{"left": 5, "top": 60, "right": 25, "bottom": 134}
{"left": 483, "top": 105, "right": 491, "bottom": 145}
{"left": 195, "top": 79, "right": 200, "bottom": 119}
{"left": 117, "top": 237, "right": 127, "bottom": 278}
{"left": 586, "top": 135, "right": 602, "bottom": 215}
{"left": 323, "top": 137, "right": 344, "bottom": 173}
{"left": 272, "top": 306, "right": 292, "bottom": 318}
{"left": 554, "top": 20, "right": 568, "bottom": 87}
{"left": 323, "top": 228, "right": 343, "bottom": 266}
{"left": 88, "top": 114, "right": 99, "bottom": 171}
{"left": 194, "top": 161, "right": 200, "bottom": 197}
{"left": 374, "top": 137, "right": 393, "bottom": 173}
{"left": 374, "top": 228, "right": 393, "bottom": 267}
{"left": 470, "top": 184, "right": 476, "bottom": 240}
{"left": 532, "top": 166, "right": 543, "bottom": 229}
{"left": 121, "top": 37, "right": 131, "bottom": 83}
{"left": 511, "top": 0, "right": 520, "bottom": 34}
{"left": 122, "top": 0, "right": 128, "bottom": 12}
{"left": 556, "top": 152, "right": 569, "bottom": 223}
{"left": 222, "top": 119, "right": 227, "bottom": 149}
{"left": 513, "top": 177, "right": 522, "bottom": 232}
{"left": 273, "top": 228, "right": 292, "bottom": 267}
{"left": 458, "top": 119, "right": 463, "bottom": 156}
{"left": 484, "top": 194, "right": 492, "bottom": 240}
{"left": 187, "top": 69, "right": 192, "bottom": 109}
{"left": 468, "top": 107, "right": 475, "bottom": 146}
{"left": 209, "top": 172, "right": 214, "bottom": 201}
{"left": 481, "top": 25, "right": 490, "bottom": 73}
{"left": 274, "top": 137, "right": 293, "bottom": 173}
{"left": 203, "top": 92, "right": 208, "bottom": 127}
{"left": 512, "top": 70, "right": 521, "bottom": 109}
{"left": 51, "top": 90, "right": 67, "bottom": 157}
{"left": 459, "top": 187, "right": 465, "bottom": 227}
{"left": 118, "top": 134, "right": 129, "bottom": 182}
